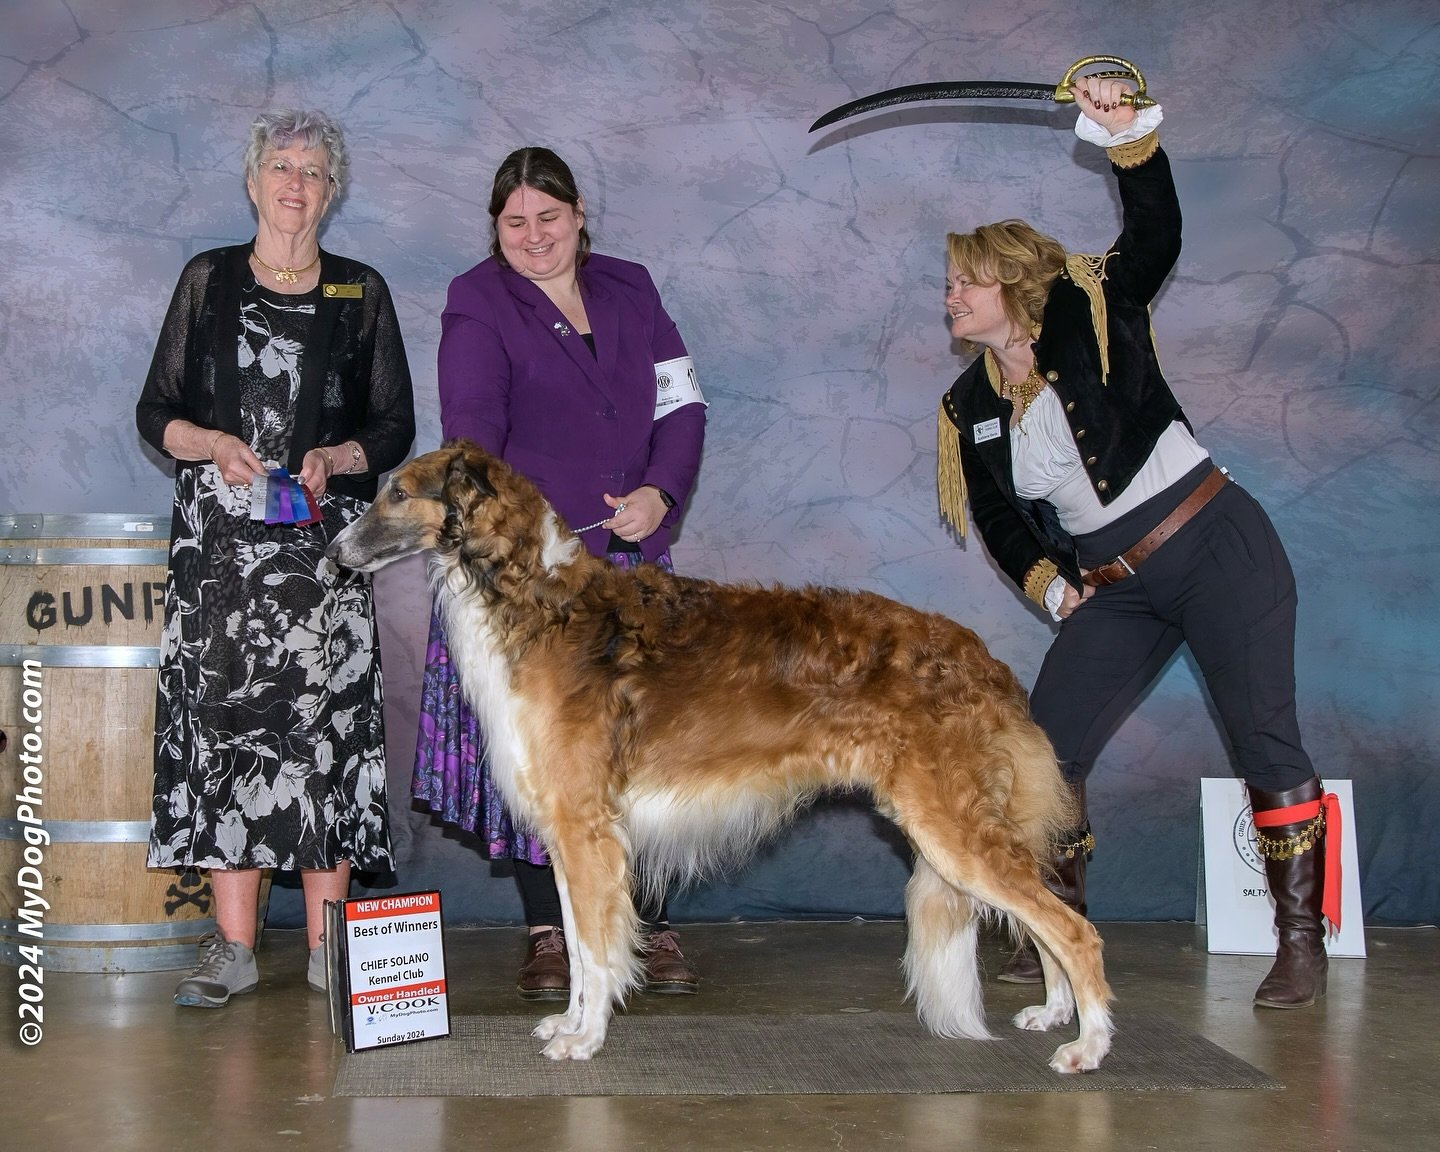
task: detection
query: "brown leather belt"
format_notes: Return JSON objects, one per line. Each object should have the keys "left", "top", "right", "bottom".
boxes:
{"left": 1082, "top": 465, "right": 1228, "bottom": 588}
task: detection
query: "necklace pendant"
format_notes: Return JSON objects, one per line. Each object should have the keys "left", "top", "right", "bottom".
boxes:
{"left": 273, "top": 268, "right": 299, "bottom": 284}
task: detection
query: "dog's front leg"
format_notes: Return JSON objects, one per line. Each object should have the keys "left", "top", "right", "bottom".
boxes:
{"left": 532, "top": 863, "right": 586, "bottom": 1043}
{"left": 530, "top": 834, "right": 641, "bottom": 1061}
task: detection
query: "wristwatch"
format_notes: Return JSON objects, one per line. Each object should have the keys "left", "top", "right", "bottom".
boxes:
{"left": 653, "top": 486, "right": 676, "bottom": 509}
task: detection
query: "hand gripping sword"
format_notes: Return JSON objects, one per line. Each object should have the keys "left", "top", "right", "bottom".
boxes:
{"left": 809, "top": 54, "right": 1156, "bottom": 133}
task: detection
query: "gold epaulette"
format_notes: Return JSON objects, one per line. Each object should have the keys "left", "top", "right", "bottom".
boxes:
{"left": 1022, "top": 559, "right": 1060, "bottom": 608}
{"left": 937, "top": 397, "right": 967, "bottom": 538}
{"left": 1106, "top": 130, "right": 1159, "bottom": 169}
{"left": 1064, "top": 251, "right": 1113, "bottom": 384}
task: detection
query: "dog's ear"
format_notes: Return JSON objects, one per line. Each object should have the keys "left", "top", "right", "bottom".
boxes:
{"left": 440, "top": 446, "right": 497, "bottom": 546}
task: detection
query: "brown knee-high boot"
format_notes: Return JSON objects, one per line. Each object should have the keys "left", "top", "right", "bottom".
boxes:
{"left": 1250, "top": 777, "right": 1336, "bottom": 1009}
{"left": 998, "top": 780, "right": 1093, "bottom": 984}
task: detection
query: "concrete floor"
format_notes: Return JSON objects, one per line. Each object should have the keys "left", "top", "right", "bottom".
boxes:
{"left": 2, "top": 921, "right": 1435, "bottom": 1151}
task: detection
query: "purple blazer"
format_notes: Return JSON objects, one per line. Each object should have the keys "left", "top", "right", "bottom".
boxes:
{"left": 438, "top": 252, "right": 705, "bottom": 562}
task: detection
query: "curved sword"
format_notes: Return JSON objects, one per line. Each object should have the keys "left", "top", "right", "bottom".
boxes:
{"left": 809, "top": 55, "right": 1156, "bottom": 133}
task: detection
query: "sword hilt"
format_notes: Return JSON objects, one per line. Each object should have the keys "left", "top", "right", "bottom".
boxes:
{"left": 1054, "top": 55, "right": 1157, "bottom": 109}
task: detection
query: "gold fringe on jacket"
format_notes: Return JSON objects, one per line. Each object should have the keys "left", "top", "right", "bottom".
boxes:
{"left": 1064, "top": 251, "right": 1113, "bottom": 384}
{"left": 937, "top": 401, "right": 967, "bottom": 538}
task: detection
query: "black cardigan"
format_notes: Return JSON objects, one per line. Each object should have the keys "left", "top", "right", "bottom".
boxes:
{"left": 941, "top": 143, "right": 1185, "bottom": 604}
{"left": 135, "top": 244, "right": 415, "bottom": 501}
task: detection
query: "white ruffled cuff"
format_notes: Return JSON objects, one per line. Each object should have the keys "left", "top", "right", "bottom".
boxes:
{"left": 1044, "top": 575, "right": 1067, "bottom": 623}
{"left": 1074, "top": 104, "right": 1164, "bottom": 148}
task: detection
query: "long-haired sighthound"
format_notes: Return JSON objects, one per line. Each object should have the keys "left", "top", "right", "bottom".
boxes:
{"left": 328, "top": 441, "right": 1114, "bottom": 1073}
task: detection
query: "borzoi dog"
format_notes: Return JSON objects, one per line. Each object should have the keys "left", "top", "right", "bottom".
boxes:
{"left": 328, "top": 441, "right": 1113, "bottom": 1073}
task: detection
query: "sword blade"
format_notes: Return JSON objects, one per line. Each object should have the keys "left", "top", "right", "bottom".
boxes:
{"left": 810, "top": 80, "right": 1058, "bottom": 132}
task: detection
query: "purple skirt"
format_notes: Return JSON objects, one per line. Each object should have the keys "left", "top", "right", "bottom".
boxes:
{"left": 412, "top": 547, "right": 674, "bottom": 863}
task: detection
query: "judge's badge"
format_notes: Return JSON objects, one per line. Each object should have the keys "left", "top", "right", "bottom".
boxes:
{"left": 654, "top": 356, "right": 706, "bottom": 419}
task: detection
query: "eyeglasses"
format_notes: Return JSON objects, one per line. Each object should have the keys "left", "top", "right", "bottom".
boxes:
{"left": 260, "top": 157, "right": 333, "bottom": 185}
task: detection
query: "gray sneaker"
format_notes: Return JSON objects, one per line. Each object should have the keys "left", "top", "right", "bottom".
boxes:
{"left": 307, "top": 945, "right": 327, "bottom": 993}
{"left": 174, "top": 930, "right": 258, "bottom": 1008}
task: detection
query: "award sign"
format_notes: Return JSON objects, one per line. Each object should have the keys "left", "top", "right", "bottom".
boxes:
{"left": 1198, "top": 778, "right": 1365, "bottom": 958}
{"left": 325, "top": 890, "right": 450, "bottom": 1052}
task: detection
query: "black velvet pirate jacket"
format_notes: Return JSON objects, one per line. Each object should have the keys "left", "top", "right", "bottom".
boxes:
{"left": 136, "top": 244, "right": 415, "bottom": 502}
{"left": 938, "top": 135, "right": 1186, "bottom": 606}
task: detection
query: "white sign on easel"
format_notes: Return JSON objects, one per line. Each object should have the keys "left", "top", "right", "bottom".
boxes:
{"left": 336, "top": 890, "right": 451, "bottom": 1052}
{"left": 1198, "top": 777, "right": 1365, "bottom": 957}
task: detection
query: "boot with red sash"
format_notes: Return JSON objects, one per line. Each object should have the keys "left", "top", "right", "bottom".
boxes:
{"left": 1249, "top": 776, "right": 1342, "bottom": 1009}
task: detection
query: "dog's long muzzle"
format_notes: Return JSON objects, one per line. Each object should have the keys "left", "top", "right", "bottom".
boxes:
{"left": 325, "top": 515, "right": 398, "bottom": 573}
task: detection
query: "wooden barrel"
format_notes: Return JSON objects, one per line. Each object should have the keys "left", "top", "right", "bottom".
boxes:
{"left": 0, "top": 512, "right": 223, "bottom": 971}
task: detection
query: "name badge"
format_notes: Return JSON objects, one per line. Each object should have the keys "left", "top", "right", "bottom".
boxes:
{"left": 323, "top": 283, "right": 364, "bottom": 299}
{"left": 973, "top": 417, "right": 1002, "bottom": 444}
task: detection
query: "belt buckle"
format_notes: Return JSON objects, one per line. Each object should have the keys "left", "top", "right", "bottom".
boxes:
{"left": 1110, "top": 555, "right": 1136, "bottom": 578}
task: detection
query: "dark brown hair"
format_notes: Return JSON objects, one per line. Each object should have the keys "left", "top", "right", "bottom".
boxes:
{"left": 488, "top": 147, "right": 591, "bottom": 267}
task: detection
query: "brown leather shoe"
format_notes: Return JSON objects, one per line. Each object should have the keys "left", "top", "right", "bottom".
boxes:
{"left": 997, "top": 941, "right": 1045, "bottom": 984}
{"left": 516, "top": 928, "right": 569, "bottom": 1001}
{"left": 641, "top": 928, "right": 699, "bottom": 994}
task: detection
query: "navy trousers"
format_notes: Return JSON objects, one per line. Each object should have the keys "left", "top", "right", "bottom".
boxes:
{"left": 1030, "top": 462, "right": 1314, "bottom": 793}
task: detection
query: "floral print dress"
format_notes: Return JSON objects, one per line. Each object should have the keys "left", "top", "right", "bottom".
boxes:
{"left": 147, "top": 281, "right": 393, "bottom": 872}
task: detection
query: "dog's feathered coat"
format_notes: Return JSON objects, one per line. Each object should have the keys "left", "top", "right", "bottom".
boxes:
{"left": 329, "top": 441, "right": 1113, "bottom": 1072}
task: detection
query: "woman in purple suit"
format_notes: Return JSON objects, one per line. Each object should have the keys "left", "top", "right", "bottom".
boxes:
{"left": 414, "top": 147, "right": 707, "bottom": 999}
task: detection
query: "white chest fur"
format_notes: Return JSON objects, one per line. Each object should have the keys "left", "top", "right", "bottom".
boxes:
{"left": 433, "top": 567, "right": 533, "bottom": 822}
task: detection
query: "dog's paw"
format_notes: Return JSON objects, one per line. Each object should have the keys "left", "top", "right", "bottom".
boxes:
{"left": 541, "top": 1030, "right": 604, "bottom": 1061}
{"left": 1012, "top": 1002, "right": 1073, "bottom": 1032}
{"left": 1048, "top": 1036, "right": 1107, "bottom": 1074}
{"left": 531, "top": 1012, "right": 580, "bottom": 1041}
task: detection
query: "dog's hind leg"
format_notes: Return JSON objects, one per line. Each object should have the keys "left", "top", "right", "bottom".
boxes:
{"left": 530, "top": 825, "right": 642, "bottom": 1061}
{"left": 1014, "top": 938, "right": 1076, "bottom": 1031}
{"left": 906, "top": 826, "right": 1112, "bottom": 1073}
{"left": 902, "top": 854, "right": 990, "bottom": 1040}
{"left": 982, "top": 876, "right": 1111, "bottom": 1073}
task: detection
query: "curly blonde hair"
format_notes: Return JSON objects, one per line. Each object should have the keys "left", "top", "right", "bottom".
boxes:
{"left": 946, "top": 221, "right": 1066, "bottom": 352}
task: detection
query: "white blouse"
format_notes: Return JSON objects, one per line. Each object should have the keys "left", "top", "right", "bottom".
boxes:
{"left": 1011, "top": 389, "right": 1210, "bottom": 536}
{"left": 1008, "top": 387, "right": 1210, "bottom": 616}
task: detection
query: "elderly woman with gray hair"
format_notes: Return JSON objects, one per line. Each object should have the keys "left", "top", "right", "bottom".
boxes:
{"left": 136, "top": 109, "right": 415, "bottom": 1008}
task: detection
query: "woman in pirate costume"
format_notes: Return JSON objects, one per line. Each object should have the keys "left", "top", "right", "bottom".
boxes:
{"left": 937, "top": 75, "right": 1337, "bottom": 1007}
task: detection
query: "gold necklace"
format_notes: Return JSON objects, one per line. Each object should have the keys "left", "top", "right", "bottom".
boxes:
{"left": 1001, "top": 365, "right": 1048, "bottom": 431}
{"left": 251, "top": 247, "right": 320, "bottom": 285}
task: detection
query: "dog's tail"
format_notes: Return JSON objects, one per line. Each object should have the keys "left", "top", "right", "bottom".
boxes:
{"left": 902, "top": 854, "right": 992, "bottom": 1039}
{"left": 987, "top": 702, "right": 1077, "bottom": 861}
{"left": 975, "top": 703, "right": 1080, "bottom": 959}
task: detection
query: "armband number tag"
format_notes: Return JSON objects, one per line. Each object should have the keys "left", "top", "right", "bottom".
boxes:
{"left": 654, "top": 356, "right": 706, "bottom": 419}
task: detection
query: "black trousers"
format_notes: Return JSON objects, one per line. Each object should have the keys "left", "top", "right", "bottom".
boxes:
{"left": 1030, "top": 462, "right": 1314, "bottom": 793}
{"left": 514, "top": 859, "right": 670, "bottom": 929}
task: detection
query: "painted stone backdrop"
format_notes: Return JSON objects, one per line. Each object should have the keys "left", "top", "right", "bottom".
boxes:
{"left": 1, "top": 0, "right": 1435, "bottom": 926}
